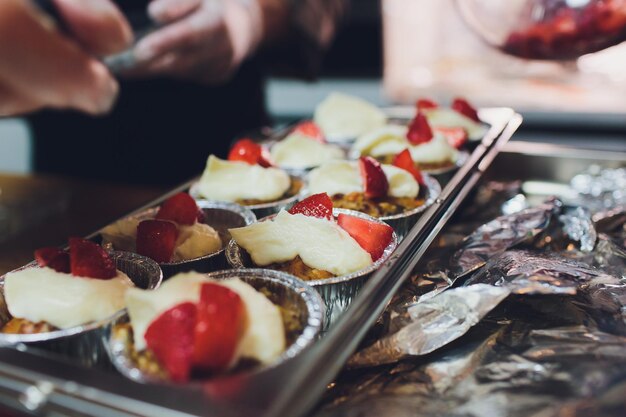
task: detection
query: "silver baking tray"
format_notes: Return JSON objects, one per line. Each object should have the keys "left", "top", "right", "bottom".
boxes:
{"left": 0, "top": 108, "right": 522, "bottom": 417}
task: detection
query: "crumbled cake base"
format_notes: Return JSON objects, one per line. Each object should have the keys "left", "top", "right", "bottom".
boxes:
{"left": 1, "top": 318, "right": 56, "bottom": 334}
{"left": 237, "top": 178, "right": 303, "bottom": 206}
{"left": 266, "top": 256, "right": 335, "bottom": 281}
{"left": 331, "top": 192, "right": 425, "bottom": 217}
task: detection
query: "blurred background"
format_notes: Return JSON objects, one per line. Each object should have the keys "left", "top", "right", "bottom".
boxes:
{"left": 0, "top": 0, "right": 624, "bottom": 175}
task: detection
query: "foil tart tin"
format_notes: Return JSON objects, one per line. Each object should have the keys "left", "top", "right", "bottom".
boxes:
{"left": 378, "top": 173, "right": 441, "bottom": 240}
{"left": 189, "top": 174, "right": 307, "bottom": 219}
{"left": 101, "top": 201, "right": 256, "bottom": 279}
{"left": 0, "top": 251, "right": 162, "bottom": 367}
{"left": 105, "top": 268, "right": 324, "bottom": 384}
{"left": 226, "top": 209, "right": 399, "bottom": 327}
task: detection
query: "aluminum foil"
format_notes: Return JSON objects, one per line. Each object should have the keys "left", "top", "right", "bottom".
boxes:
{"left": 314, "top": 167, "right": 626, "bottom": 417}
{"left": 464, "top": 250, "right": 619, "bottom": 295}
{"left": 570, "top": 167, "right": 626, "bottom": 212}
{"left": 559, "top": 207, "right": 597, "bottom": 252}
{"left": 348, "top": 285, "right": 510, "bottom": 368}
{"left": 451, "top": 198, "right": 562, "bottom": 276}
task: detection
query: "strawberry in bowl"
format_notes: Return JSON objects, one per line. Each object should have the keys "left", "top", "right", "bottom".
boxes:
{"left": 106, "top": 269, "right": 323, "bottom": 383}
{"left": 307, "top": 155, "right": 441, "bottom": 238}
{"left": 0, "top": 238, "right": 161, "bottom": 364}
{"left": 101, "top": 193, "right": 255, "bottom": 277}
{"left": 226, "top": 193, "right": 398, "bottom": 324}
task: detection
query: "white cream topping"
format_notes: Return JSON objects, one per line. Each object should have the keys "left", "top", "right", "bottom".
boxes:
{"left": 352, "top": 124, "right": 458, "bottom": 164}
{"left": 308, "top": 161, "right": 419, "bottom": 198}
{"left": 408, "top": 133, "right": 459, "bottom": 164}
{"left": 314, "top": 92, "right": 387, "bottom": 140}
{"left": 197, "top": 156, "right": 291, "bottom": 202}
{"left": 381, "top": 165, "right": 420, "bottom": 198}
{"left": 229, "top": 210, "right": 372, "bottom": 276}
{"left": 424, "top": 108, "right": 487, "bottom": 140}
{"left": 352, "top": 125, "right": 408, "bottom": 157}
{"left": 270, "top": 133, "right": 344, "bottom": 169}
{"left": 4, "top": 268, "right": 133, "bottom": 329}
{"left": 173, "top": 223, "right": 222, "bottom": 262}
{"left": 125, "top": 273, "right": 285, "bottom": 364}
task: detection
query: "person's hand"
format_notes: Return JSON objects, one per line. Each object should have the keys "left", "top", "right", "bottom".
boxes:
{"left": 129, "top": 0, "right": 263, "bottom": 84}
{"left": 0, "top": 0, "right": 132, "bottom": 116}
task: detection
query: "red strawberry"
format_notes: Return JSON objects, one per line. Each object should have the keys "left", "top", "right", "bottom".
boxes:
{"left": 193, "top": 283, "right": 245, "bottom": 372}
{"left": 416, "top": 98, "right": 438, "bottom": 111}
{"left": 392, "top": 149, "right": 424, "bottom": 185}
{"left": 145, "top": 302, "right": 197, "bottom": 382}
{"left": 288, "top": 193, "right": 333, "bottom": 220}
{"left": 196, "top": 209, "right": 206, "bottom": 224}
{"left": 359, "top": 157, "right": 389, "bottom": 199}
{"left": 293, "top": 120, "right": 325, "bottom": 143}
{"left": 228, "top": 139, "right": 272, "bottom": 167}
{"left": 68, "top": 237, "right": 116, "bottom": 279}
{"left": 34, "top": 247, "right": 70, "bottom": 274}
{"left": 136, "top": 220, "right": 179, "bottom": 263}
{"left": 337, "top": 214, "right": 394, "bottom": 261}
{"left": 156, "top": 193, "right": 198, "bottom": 226}
{"left": 451, "top": 97, "right": 480, "bottom": 122}
{"left": 406, "top": 112, "right": 433, "bottom": 145}
{"left": 434, "top": 127, "right": 468, "bottom": 149}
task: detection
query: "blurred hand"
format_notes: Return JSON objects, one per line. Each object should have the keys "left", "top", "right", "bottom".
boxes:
{"left": 130, "top": 0, "right": 263, "bottom": 84}
{"left": 0, "top": 0, "right": 132, "bottom": 116}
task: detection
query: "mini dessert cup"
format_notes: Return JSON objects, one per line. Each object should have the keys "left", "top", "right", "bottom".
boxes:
{"left": 378, "top": 173, "right": 441, "bottom": 240}
{"left": 101, "top": 201, "right": 256, "bottom": 279}
{"left": 226, "top": 209, "right": 398, "bottom": 327}
{"left": 189, "top": 174, "right": 307, "bottom": 219}
{"left": 0, "top": 252, "right": 162, "bottom": 367}
{"left": 105, "top": 268, "right": 324, "bottom": 383}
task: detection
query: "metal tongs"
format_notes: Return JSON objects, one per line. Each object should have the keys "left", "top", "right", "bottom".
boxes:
{"left": 31, "top": 0, "right": 159, "bottom": 74}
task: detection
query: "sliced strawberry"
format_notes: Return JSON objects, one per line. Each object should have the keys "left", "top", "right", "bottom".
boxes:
{"left": 193, "top": 283, "right": 245, "bottom": 372}
{"left": 196, "top": 209, "right": 206, "bottom": 224}
{"left": 145, "top": 302, "right": 197, "bottom": 382}
{"left": 337, "top": 214, "right": 394, "bottom": 261}
{"left": 434, "top": 127, "right": 468, "bottom": 149}
{"left": 228, "top": 139, "right": 272, "bottom": 167}
{"left": 293, "top": 120, "right": 325, "bottom": 143}
{"left": 416, "top": 98, "right": 438, "bottom": 111}
{"left": 392, "top": 149, "right": 424, "bottom": 186}
{"left": 34, "top": 247, "right": 70, "bottom": 274}
{"left": 406, "top": 112, "right": 433, "bottom": 145}
{"left": 359, "top": 157, "right": 389, "bottom": 199}
{"left": 68, "top": 237, "right": 116, "bottom": 279}
{"left": 136, "top": 220, "right": 179, "bottom": 263}
{"left": 156, "top": 193, "right": 198, "bottom": 226}
{"left": 451, "top": 97, "right": 480, "bottom": 122}
{"left": 288, "top": 193, "right": 333, "bottom": 220}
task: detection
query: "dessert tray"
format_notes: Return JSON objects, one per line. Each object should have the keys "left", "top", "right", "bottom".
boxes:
{"left": 0, "top": 107, "right": 536, "bottom": 416}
